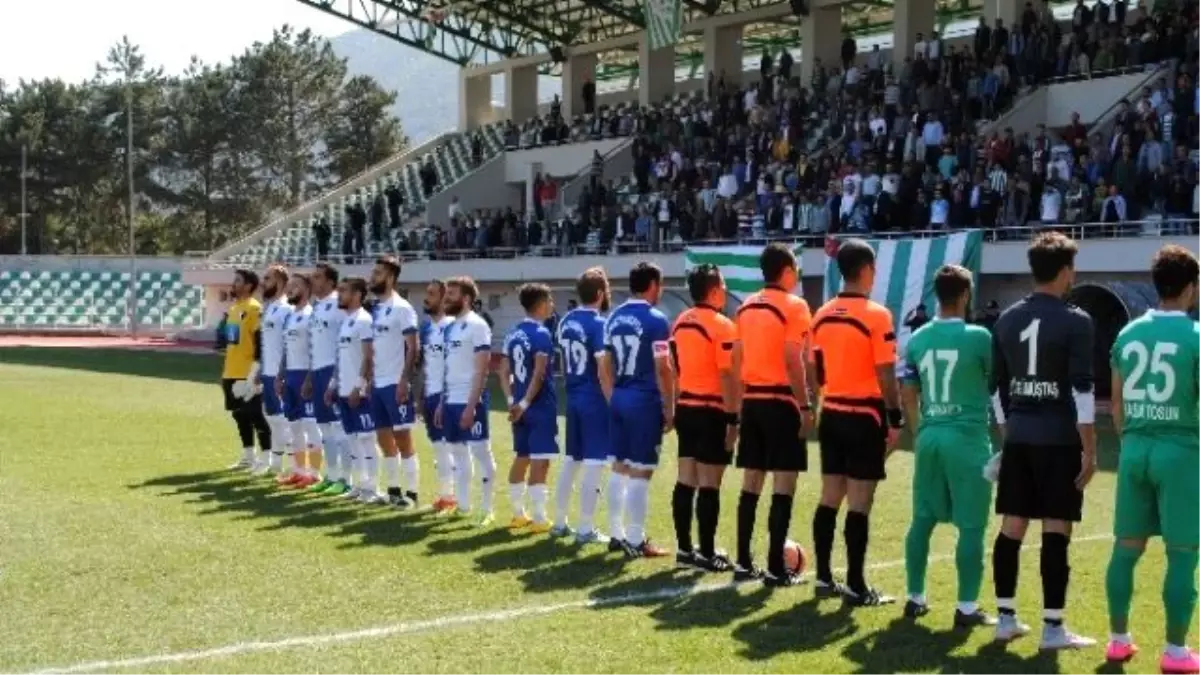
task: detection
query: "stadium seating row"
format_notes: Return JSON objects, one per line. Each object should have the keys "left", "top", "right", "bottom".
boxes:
{"left": 0, "top": 270, "right": 204, "bottom": 330}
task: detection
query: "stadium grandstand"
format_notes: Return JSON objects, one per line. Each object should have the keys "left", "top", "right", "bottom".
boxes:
{"left": 1, "top": 0, "right": 1196, "bottom": 340}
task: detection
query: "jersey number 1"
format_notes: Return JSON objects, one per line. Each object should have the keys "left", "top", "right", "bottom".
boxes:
{"left": 918, "top": 349, "right": 959, "bottom": 403}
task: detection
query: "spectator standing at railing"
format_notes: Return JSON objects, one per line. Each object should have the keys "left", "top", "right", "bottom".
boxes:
{"left": 386, "top": 181, "right": 404, "bottom": 229}
{"left": 313, "top": 216, "right": 331, "bottom": 260}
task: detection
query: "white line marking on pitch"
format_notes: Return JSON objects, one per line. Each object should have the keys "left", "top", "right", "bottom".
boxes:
{"left": 31, "top": 533, "right": 1112, "bottom": 674}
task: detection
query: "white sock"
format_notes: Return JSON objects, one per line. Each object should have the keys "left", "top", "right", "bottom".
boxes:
{"left": 434, "top": 442, "right": 455, "bottom": 498}
{"left": 452, "top": 443, "right": 472, "bottom": 510}
{"left": 289, "top": 422, "right": 308, "bottom": 474}
{"left": 553, "top": 457, "right": 579, "bottom": 528}
{"left": 401, "top": 455, "right": 419, "bottom": 494}
{"left": 1166, "top": 644, "right": 1190, "bottom": 659}
{"left": 344, "top": 435, "right": 359, "bottom": 487}
{"left": 509, "top": 481, "right": 527, "bottom": 518}
{"left": 579, "top": 463, "right": 604, "bottom": 534}
{"left": 470, "top": 441, "right": 496, "bottom": 514}
{"left": 957, "top": 601, "right": 978, "bottom": 615}
{"left": 321, "top": 424, "right": 344, "bottom": 481}
{"left": 908, "top": 594, "right": 926, "bottom": 605}
{"left": 1111, "top": 632, "right": 1132, "bottom": 644}
{"left": 241, "top": 446, "right": 255, "bottom": 463}
{"left": 384, "top": 456, "right": 401, "bottom": 489}
{"left": 607, "top": 472, "right": 627, "bottom": 540}
{"left": 266, "top": 417, "right": 285, "bottom": 470}
{"left": 624, "top": 477, "right": 649, "bottom": 547}
{"left": 529, "top": 483, "right": 548, "bottom": 524}
{"left": 358, "top": 435, "right": 377, "bottom": 492}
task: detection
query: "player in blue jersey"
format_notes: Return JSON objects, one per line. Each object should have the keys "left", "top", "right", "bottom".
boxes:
{"left": 419, "top": 280, "right": 457, "bottom": 513}
{"left": 600, "top": 262, "right": 676, "bottom": 558}
{"left": 499, "top": 283, "right": 559, "bottom": 534}
{"left": 552, "top": 267, "right": 613, "bottom": 545}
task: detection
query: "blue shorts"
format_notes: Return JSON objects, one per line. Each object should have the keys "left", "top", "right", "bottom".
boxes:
{"left": 423, "top": 394, "right": 445, "bottom": 442}
{"left": 443, "top": 401, "right": 489, "bottom": 444}
{"left": 514, "top": 410, "right": 559, "bottom": 460}
{"left": 337, "top": 397, "right": 375, "bottom": 435}
{"left": 566, "top": 392, "right": 610, "bottom": 464}
{"left": 370, "top": 384, "right": 416, "bottom": 430}
{"left": 283, "top": 370, "right": 313, "bottom": 422}
{"left": 262, "top": 375, "right": 284, "bottom": 416}
{"left": 609, "top": 388, "right": 664, "bottom": 470}
{"left": 310, "top": 366, "right": 339, "bottom": 424}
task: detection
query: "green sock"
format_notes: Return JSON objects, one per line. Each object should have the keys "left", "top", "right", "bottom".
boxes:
{"left": 905, "top": 516, "right": 936, "bottom": 598}
{"left": 956, "top": 527, "right": 986, "bottom": 604}
{"left": 1105, "top": 544, "right": 1142, "bottom": 634}
{"left": 1164, "top": 548, "right": 1199, "bottom": 646}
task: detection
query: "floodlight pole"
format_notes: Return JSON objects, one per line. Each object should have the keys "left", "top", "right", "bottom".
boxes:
{"left": 19, "top": 143, "right": 27, "bottom": 256}
{"left": 126, "top": 81, "right": 137, "bottom": 339}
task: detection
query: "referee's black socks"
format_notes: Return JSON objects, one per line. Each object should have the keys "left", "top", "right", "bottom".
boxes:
{"left": 736, "top": 491, "right": 760, "bottom": 569}
{"left": 766, "top": 493, "right": 794, "bottom": 576}
{"left": 672, "top": 482, "right": 696, "bottom": 554}
{"left": 992, "top": 533, "right": 1022, "bottom": 615}
{"left": 1041, "top": 532, "right": 1070, "bottom": 625}
{"left": 845, "top": 510, "right": 870, "bottom": 593}
{"left": 695, "top": 487, "right": 720, "bottom": 559}
{"left": 812, "top": 504, "right": 838, "bottom": 584}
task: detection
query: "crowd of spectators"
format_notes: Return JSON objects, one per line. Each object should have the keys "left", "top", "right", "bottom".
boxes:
{"left": 329, "top": 0, "right": 1199, "bottom": 262}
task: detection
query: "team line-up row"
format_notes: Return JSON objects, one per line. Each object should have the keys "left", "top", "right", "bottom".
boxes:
{"left": 213, "top": 235, "right": 1199, "bottom": 673}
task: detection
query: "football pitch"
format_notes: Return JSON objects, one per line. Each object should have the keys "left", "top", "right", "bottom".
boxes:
{"left": 0, "top": 347, "right": 1172, "bottom": 674}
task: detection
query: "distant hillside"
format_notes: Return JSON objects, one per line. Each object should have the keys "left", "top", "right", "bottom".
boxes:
{"left": 330, "top": 29, "right": 562, "bottom": 143}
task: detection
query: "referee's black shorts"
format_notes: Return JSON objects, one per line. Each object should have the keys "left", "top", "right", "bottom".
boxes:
{"left": 675, "top": 404, "right": 732, "bottom": 466}
{"left": 995, "top": 440, "right": 1084, "bottom": 522}
{"left": 221, "top": 378, "right": 263, "bottom": 413}
{"left": 818, "top": 402, "right": 888, "bottom": 481}
{"left": 736, "top": 398, "right": 807, "bottom": 472}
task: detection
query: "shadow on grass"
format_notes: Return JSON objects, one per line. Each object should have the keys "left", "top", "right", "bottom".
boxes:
{"left": 733, "top": 596, "right": 858, "bottom": 660}
{"left": 839, "top": 617, "right": 1065, "bottom": 674}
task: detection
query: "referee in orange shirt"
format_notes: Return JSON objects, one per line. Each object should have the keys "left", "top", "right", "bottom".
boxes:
{"left": 733, "top": 243, "right": 815, "bottom": 586}
{"left": 671, "top": 264, "right": 741, "bottom": 572}
{"left": 810, "top": 238, "right": 903, "bottom": 607}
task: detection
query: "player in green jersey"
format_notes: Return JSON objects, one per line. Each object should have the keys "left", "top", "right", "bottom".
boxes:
{"left": 1104, "top": 244, "right": 1200, "bottom": 674}
{"left": 899, "top": 264, "right": 1000, "bottom": 628}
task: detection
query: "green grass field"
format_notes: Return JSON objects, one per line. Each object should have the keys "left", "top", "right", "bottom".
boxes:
{"left": 0, "top": 347, "right": 1178, "bottom": 674}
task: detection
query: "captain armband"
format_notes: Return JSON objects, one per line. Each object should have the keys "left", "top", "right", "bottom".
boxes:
{"left": 1073, "top": 390, "right": 1096, "bottom": 425}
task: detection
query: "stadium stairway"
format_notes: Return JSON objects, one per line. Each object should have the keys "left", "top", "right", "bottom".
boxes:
{"left": 0, "top": 269, "right": 204, "bottom": 331}
{"left": 210, "top": 124, "right": 506, "bottom": 267}
{"left": 978, "top": 64, "right": 1173, "bottom": 140}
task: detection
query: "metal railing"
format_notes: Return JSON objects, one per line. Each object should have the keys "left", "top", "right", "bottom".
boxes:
{"left": 183, "top": 218, "right": 1198, "bottom": 270}
{"left": 204, "top": 128, "right": 459, "bottom": 261}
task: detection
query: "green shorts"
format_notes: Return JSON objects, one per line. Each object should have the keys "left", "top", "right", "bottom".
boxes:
{"left": 912, "top": 426, "right": 993, "bottom": 530}
{"left": 1113, "top": 434, "right": 1199, "bottom": 546}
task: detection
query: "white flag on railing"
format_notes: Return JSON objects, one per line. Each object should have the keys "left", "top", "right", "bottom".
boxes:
{"left": 644, "top": 0, "right": 682, "bottom": 50}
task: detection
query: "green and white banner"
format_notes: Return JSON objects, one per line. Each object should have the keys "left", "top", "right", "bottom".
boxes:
{"left": 823, "top": 230, "right": 984, "bottom": 351}
{"left": 684, "top": 244, "right": 803, "bottom": 296}
{"left": 644, "top": 0, "right": 683, "bottom": 50}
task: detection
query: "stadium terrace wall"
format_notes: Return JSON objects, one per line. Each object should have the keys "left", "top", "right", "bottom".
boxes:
{"left": 182, "top": 235, "right": 1199, "bottom": 333}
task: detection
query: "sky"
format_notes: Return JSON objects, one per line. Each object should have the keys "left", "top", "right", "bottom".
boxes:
{"left": 0, "top": 0, "right": 355, "bottom": 84}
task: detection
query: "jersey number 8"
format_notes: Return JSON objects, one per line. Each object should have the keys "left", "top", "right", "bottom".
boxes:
{"left": 611, "top": 334, "right": 641, "bottom": 377}
{"left": 1121, "top": 340, "right": 1178, "bottom": 403}
{"left": 511, "top": 345, "right": 528, "bottom": 382}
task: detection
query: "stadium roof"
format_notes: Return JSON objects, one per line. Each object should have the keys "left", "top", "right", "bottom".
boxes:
{"left": 297, "top": 0, "right": 983, "bottom": 80}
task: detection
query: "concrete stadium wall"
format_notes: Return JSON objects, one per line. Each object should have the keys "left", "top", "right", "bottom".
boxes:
{"left": 0, "top": 255, "right": 189, "bottom": 274}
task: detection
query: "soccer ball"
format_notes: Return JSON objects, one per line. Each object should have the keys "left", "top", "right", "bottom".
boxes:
{"left": 783, "top": 539, "right": 807, "bottom": 575}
